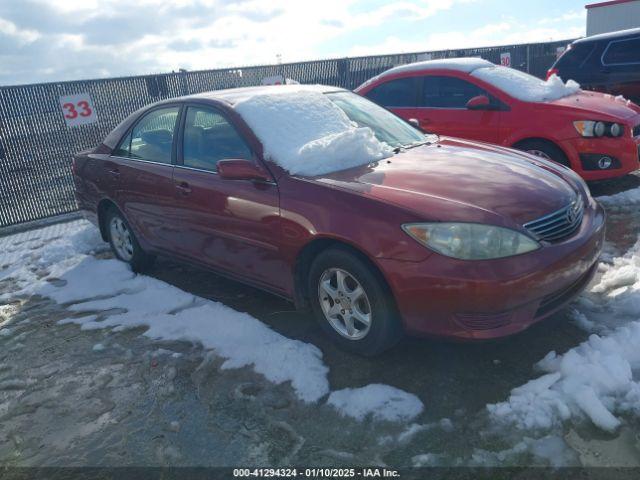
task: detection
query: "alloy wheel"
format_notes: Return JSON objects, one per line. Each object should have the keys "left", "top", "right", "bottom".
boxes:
{"left": 109, "top": 216, "right": 134, "bottom": 262}
{"left": 527, "top": 149, "right": 551, "bottom": 160}
{"left": 317, "top": 268, "right": 372, "bottom": 340}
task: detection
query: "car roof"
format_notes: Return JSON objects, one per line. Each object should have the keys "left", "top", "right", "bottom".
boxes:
{"left": 573, "top": 27, "right": 640, "bottom": 44}
{"left": 186, "top": 84, "right": 347, "bottom": 106}
{"left": 356, "top": 57, "right": 495, "bottom": 90}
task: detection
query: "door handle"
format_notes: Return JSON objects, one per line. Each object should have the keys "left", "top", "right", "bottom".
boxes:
{"left": 108, "top": 168, "right": 120, "bottom": 177}
{"left": 175, "top": 181, "right": 192, "bottom": 195}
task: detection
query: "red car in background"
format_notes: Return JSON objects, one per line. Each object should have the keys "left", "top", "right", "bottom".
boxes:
{"left": 356, "top": 58, "right": 640, "bottom": 181}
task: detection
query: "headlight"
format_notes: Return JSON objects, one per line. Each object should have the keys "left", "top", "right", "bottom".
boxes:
{"left": 609, "top": 123, "right": 623, "bottom": 137}
{"left": 402, "top": 223, "right": 540, "bottom": 260}
{"left": 573, "top": 120, "right": 624, "bottom": 138}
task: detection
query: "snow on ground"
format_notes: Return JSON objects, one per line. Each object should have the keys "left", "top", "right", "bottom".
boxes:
{"left": 471, "top": 67, "right": 580, "bottom": 102}
{"left": 0, "top": 220, "right": 420, "bottom": 416}
{"left": 488, "top": 187, "right": 640, "bottom": 434}
{"left": 1, "top": 222, "right": 329, "bottom": 402}
{"left": 234, "top": 89, "right": 392, "bottom": 176}
{"left": 327, "top": 384, "right": 423, "bottom": 422}
{"left": 598, "top": 187, "right": 640, "bottom": 211}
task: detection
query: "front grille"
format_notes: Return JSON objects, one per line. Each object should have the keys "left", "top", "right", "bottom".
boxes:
{"left": 523, "top": 195, "right": 584, "bottom": 242}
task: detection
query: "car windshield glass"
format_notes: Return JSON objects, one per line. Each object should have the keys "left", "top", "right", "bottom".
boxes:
{"left": 326, "top": 91, "right": 429, "bottom": 148}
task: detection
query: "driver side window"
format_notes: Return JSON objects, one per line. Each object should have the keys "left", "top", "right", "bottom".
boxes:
{"left": 182, "top": 106, "right": 252, "bottom": 172}
{"left": 421, "top": 76, "right": 488, "bottom": 108}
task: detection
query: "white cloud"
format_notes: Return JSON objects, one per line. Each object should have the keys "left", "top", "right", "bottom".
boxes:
{"left": 344, "top": 18, "right": 584, "bottom": 58}
{"left": 0, "top": 1, "right": 584, "bottom": 85}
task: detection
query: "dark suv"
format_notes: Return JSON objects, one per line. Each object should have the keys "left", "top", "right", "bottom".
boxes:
{"left": 549, "top": 28, "right": 640, "bottom": 104}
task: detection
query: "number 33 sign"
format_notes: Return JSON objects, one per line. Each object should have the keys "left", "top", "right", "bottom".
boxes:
{"left": 59, "top": 93, "right": 98, "bottom": 127}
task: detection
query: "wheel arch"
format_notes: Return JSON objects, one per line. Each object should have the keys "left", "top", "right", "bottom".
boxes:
{"left": 96, "top": 198, "right": 120, "bottom": 242}
{"left": 292, "top": 236, "right": 395, "bottom": 311}
{"left": 510, "top": 137, "right": 572, "bottom": 166}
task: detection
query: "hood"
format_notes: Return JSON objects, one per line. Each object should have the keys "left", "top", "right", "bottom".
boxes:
{"left": 313, "top": 137, "right": 581, "bottom": 227}
{"left": 548, "top": 90, "right": 640, "bottom": 120}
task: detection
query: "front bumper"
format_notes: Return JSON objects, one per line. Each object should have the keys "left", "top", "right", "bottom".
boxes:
{"left": 378, "top": 201, "right": 605, "bottom": 340}
{"left": 560, "top": 135, "right": 640, "bottom": 181}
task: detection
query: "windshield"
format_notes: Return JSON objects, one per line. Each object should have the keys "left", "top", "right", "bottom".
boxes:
{"left": 326, "top": 91, "right": 428, "bottom": 148}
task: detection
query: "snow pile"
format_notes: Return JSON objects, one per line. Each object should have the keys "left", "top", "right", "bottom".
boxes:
{"left": 234, "top": 90, "right": 392, "bottom": 176}
{"left": 327, "top": 384, "right": 423, "bottom": 422}
{"left": 468, "top": 435, "right": 576, "bottom": 467}
{"left": 471, "top": 67, "right": 580, "bottom": 102}
{"left": 0, "top": 221, "right": 330, "bottom": 403}
{"left": 488, "top": 233, "right": 640, "bottom": 433}
{"left": 598, "top": 186, "right": 640, "bottom": 212}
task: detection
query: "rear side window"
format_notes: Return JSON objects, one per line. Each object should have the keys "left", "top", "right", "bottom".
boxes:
{"left": 602, "top": 37, "right": 640, "bottom": 65}
{"left": 365, "top": 77, "right": 419, "bottom": 107}
{"left": 114, "top": 106, "right": 180, "bottom": 164}
{"left": 555, "top": 43, "right": 596, "bottom": 71}
{"left": 422, "top": 76, "right": 487, "bottom": 108}
{"left": 182, "top": 106, "right": 252, "bottom": 172}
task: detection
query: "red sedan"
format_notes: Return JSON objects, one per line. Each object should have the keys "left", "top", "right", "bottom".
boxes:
{"left": 355, "top": 58, "right": 640, "bottom": 181}
{"left": 73, "top": 85, "right": 604, "bottom": 355}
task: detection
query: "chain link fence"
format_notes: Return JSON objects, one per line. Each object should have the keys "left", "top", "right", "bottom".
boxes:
{"left": 0, "top": 39, "right": 572, "bottom": 228}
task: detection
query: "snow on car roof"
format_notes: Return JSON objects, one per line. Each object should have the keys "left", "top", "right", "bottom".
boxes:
{"left": 195, "top": 84, "right": 345, "bottom": 105}
{"left": 357, "top": 57, "right": 494, "bottom": 88}
{"left": 233, "top": 89, "right": 392, "bottom": 176}
{"left": 380, "top": 57, "right": 494, "bottom": 76}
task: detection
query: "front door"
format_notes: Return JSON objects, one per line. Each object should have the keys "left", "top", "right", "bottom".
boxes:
{"left": 403, "top": 75, "right": 503, "bottom": 143}
{"left": 172, "top": 105, "right": 286, "bottom": 292}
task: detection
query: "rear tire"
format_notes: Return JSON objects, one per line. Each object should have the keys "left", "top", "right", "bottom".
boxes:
{"left": 514, "top": 139, "right": 570, "bottom": 168}
{"left": 308, "top": 247, "right": 403, "bottom": 356}
{"left": 105, "top": 208, "right": 155, "bottom": 272}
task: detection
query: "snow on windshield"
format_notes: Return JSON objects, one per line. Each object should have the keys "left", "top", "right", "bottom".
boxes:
{"left": 471, "top": 66, "right": 581, "bottom": 102}
{"left": 234, "top": 90, "right": 393, "bottom": 176}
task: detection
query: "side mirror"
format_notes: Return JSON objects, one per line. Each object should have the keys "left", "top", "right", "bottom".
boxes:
{"left": 466, "top": 95, "right": 491, "bottom": 110}
{"left": 408, "top": 118, "right": 420, "bottom": 128}
{"left": 217, "top": 159, "right": 271, "bottom": 182}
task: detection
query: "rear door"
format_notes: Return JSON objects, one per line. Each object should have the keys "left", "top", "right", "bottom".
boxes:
{"left": 601, "top": 36, "right": 640, "bottom": 103}
{"left": 108, "top": 105, "right": 182, "bottom": 251}
{"left": 171, "top": 104, "right": 286, "bottom": 292}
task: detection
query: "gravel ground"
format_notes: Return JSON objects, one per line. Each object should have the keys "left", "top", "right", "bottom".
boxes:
{"left": 1, "top": 173, "right": 640, "bottom": 468}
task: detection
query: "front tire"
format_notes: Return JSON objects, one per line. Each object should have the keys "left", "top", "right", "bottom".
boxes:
{"left": 308, "top": 247, "right": 402, "bottom": 356}
{"left": 106, "top": 209, "right": 155, "bottom": 272}
{"left": 514, "top": 139, "right": 570, "bottom": 167}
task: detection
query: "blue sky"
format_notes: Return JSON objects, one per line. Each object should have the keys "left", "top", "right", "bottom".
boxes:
{"left": 0, "top": 0, "right": 589, "bottom": 85}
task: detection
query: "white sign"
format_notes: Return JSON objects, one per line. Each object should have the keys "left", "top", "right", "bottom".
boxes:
{"left": 59, "top": 93, "right": 98, "bottom": 127}
{"left": 500, "top": 52, "right": 511, "bottom": 67}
